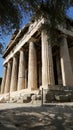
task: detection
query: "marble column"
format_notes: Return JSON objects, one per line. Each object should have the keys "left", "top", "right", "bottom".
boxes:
{"left": 18, "top": 49, "right": 25, "bottom": 90}
{"left": 10, "top": 56, "right": 18, "bottom": 92}
{"left": 60, "top": 35, "right": 73, "bottom": 86}
{"left": 1, "top": 66, "right": 7, "bottom": 94}
{"left": 4, "top": 62, "right": 12, "bottom": 93}
{"left": 28, "top": 41, "right": 37, "bottom": 90}
{"left": 41, "top": 30, "right": 54, "bottom": 87}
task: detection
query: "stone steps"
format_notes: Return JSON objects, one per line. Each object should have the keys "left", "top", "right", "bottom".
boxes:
{"left": 43, "top": 86, "right": 73, "bottom": 103}
{"left": 8, "top": 93, "right": 41, "bottom": 104}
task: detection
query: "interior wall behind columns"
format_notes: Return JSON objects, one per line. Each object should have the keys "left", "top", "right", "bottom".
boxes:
{"left": 69, "top": 47, "right": 73, "bottom": 73}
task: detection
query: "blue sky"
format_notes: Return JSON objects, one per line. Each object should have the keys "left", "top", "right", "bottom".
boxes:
{"left": 0, "top": 15, "right": 30, "bottom": 77}
{"left": 66, "top": 6, "right": 73, "bottom": 18}
{"left": 0, "top": 7, "right": 73, "bottom": 77}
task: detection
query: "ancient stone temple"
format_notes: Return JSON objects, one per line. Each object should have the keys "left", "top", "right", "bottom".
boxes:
{"left": 1, "top": 18, "right": 73, "bottom": 103}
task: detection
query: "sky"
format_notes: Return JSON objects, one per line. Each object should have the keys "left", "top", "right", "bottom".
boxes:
{"left": 66, "top": 6, "right": 73, "bottom": 18}
{"left": 0, "top": 15, "right": 30, "bottom": 77}
{"left": 0, "top": 7, "right": 73, "bottom": 78}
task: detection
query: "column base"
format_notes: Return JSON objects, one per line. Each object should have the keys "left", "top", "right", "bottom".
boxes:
{"left": 40, "top": 84, "right": 55, "bottom": 90}
{"left": 40, "top": 85, "right": 49, "bottom": 90}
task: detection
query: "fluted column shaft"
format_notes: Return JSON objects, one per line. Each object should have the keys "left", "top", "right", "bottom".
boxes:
{"left": 41, "top": 30, "right": 54, "bottom": 86}
{"left": 18, "top": 50, "right": 25, "bottom": 90}
{"left": 10, "top": 56, "right": 18, "bottom": 92}
{"left": 28, "top": 42, "right": 37, "bottom": 90}
{"left": 1, "top": 66, "right": 7, "bottom": 94}
{"left": 60, "top": 35, "right": 73, "bottom": 86}
{"left": 4, "top": 62, "right": 12, "bottom": 93}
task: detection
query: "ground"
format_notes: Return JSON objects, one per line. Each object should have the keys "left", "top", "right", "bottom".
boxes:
{"left": 0, "top": 103, "right": 73, "bottom": 130}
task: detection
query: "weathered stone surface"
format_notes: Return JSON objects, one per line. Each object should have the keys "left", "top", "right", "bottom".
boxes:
{"left": 0, "top": 97, "right": 5, "bottom": 103}
{"left": 41, "top": 30, "right": 54, "bottom": 86}
{"left": 28, "top": 42, "right": 38, "bottom": 90}
{"left": 10, "top": 56, "right": 18, "bottom": 92}
{"left": 18, "top": 49, "right": 26, "bottom": 90}
{"left": 1, "top": 67, "right": 7, "bottom": 94}
{"left": 0, "top": 125, "right": 17, "bottom": 130}
{"left": 1, "top": 104, "right": 73, "bottom": 130}
{"left": 10, "top": 98, "right": 17, "bottom": 103}
{"left": 4, "top": 62, "right": 12, "bottom": 93}
{"left": 45, "top": 86, "right": 73, "bottom": 103}
{"left": 60, "top": 35, "right": 73, "bottom": 86}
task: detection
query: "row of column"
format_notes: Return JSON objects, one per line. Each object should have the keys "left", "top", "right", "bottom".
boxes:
{"left": 41, "top": 31, "right": 73, "bottom": 87}
{"left": 1, "top": 42, "right": 38, "bottom": 94}
{"left": 1, "top": 50, "right": 26, "bottom": 94}
{"left": 1, "top": 30, "right": 73, "bottom": 94}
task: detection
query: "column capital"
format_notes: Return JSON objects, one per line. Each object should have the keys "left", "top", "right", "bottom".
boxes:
{"left": 29, "top": 37, "right": 36, "bottom": 43}
{"left": 4, "top": 62, "right": 8, "bottom": 67}
{"left": 13, "top": 53, "right": 18, "bottom": 58}
{"left": 42, "top": 29, "right": 47, "bottom": 34}
{"left": 19, "top": 48, "right": 24, "bottom": 52}
{"left": 41, "top": 29, "right": 51, "bottom": 42}
{"left": 59, "top": 33, "right": 67, "bottom": 39}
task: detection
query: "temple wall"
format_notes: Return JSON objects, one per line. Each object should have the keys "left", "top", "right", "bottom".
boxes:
{"left": 69, "top": 47, "right": 73, "bottom": 72}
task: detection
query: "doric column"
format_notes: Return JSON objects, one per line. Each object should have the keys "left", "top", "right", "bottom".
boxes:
{"left": 17, "top": 49, "right": 25, "bottom": 90}
{"left": 28, "top": 41, "right": 37, "bottom": 90}
{"left": 41, "top": 30, "right": 54, "bottom": 86}
{"left": 4, "top": 62, "right": 12, "bottom": 93}
{"left": 1, "top": 66, "right": 7, "bottom": 94}
{"left": 60, "top": 35, "right": 73, "bottom": 86}
{"left": 10, "top": 56, "right": 18, "bottom": 92}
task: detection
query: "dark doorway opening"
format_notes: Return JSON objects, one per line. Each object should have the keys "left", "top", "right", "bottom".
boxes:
{"left": 53, "top": 56, "right": 58, "bottom": 85}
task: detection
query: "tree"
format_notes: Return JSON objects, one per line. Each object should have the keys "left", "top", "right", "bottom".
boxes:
{"left": 0, "top": 0, "right": 23, "bottom": 53}
{"left": 0, "top": 0, "right": 73, "bottom": 53}
{"left": 20, "top": 0, "right": 73, "bottom": 45}
{"left": 0, "top": 0, "right": 22, "bottom": 33}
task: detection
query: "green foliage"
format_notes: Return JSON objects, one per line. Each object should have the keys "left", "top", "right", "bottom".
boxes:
{"left": 0, "top": 0, "right": 22, "bottom": 34}
{"left": 20, "top": 0, "right": 73, "bottom": 45}
{"left": 0, "top": 0, "right": 23, "bottom": 53}
{"left": 19, "top": 0, "right": 73, "bottom": 24}
{"left": 0, "top": 0, "right": 73, "bottom": 35}
{"left": 0, "top": 0, "right": 73, "bottom": 52}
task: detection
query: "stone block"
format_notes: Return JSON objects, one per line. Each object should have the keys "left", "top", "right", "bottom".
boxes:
{"left": 0, "top": 97, "right": 6, "bottom": 103}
